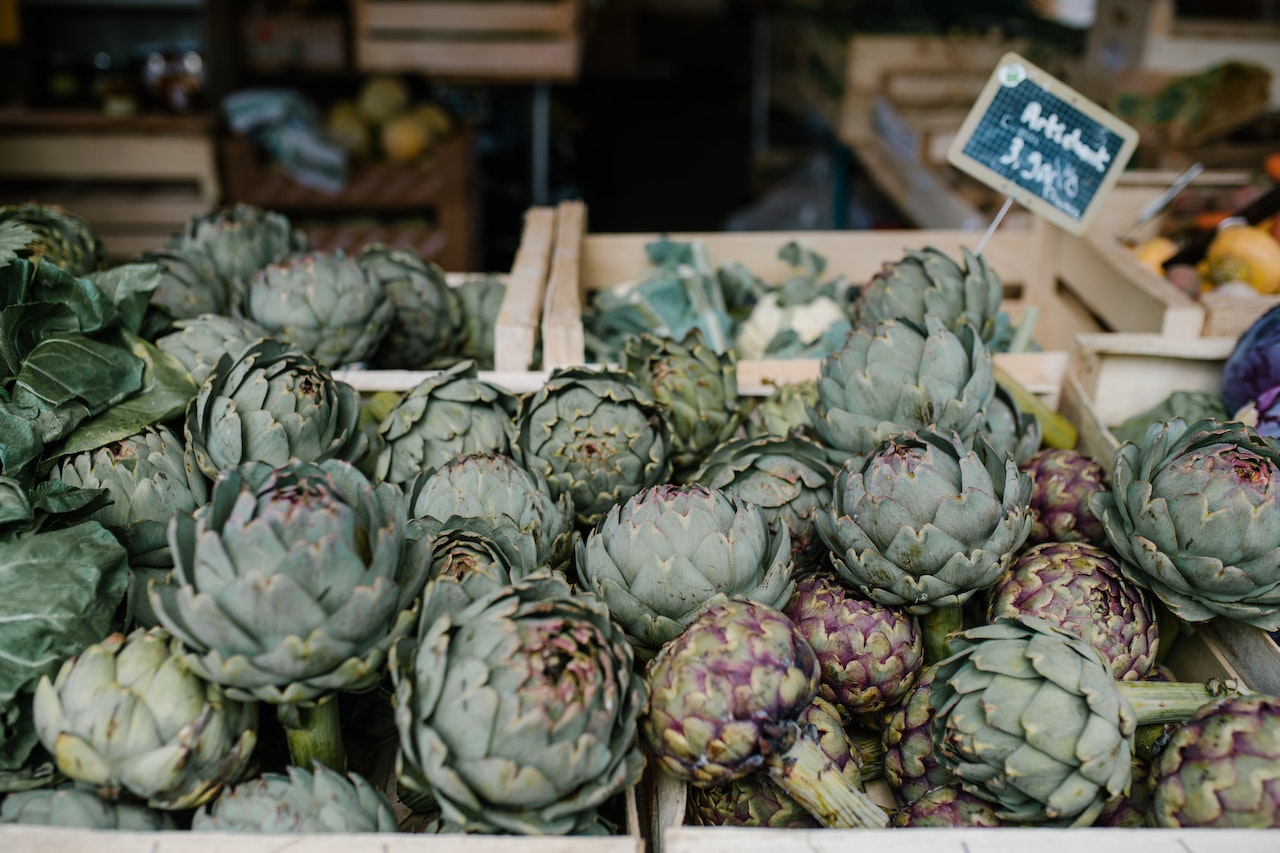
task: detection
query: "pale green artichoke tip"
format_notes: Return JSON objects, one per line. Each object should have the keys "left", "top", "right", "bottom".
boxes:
{"left": 192, "top": 763, "right": 398, "bottom": 832}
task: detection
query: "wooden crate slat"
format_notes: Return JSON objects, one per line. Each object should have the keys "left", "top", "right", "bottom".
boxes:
{"left": 360, "top": 0, "right": 578, "bottom": 35}
{"left": 0, "top": 134, "right": 219, "bottom": 202}
{"left": 540, "top": 199, "right": 585, "bottom": 371}
{"left": 354, "top": 37, "right": 580, "bottom": 80}
{"left": 494, "top": 205, "right": 557, "bottom": 372}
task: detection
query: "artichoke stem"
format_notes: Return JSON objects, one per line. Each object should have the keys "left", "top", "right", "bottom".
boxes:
{"left": 281, "top": 697, "right": 347, "bottom": 773}
{"left": 920, "top": 605, "right": 964, "bottom": 664}
{"left": 1117, "top": 679, "right": 1239, "bottom": 726}
{"left": 765, "top": 735, "right": 889, "bottom": 828}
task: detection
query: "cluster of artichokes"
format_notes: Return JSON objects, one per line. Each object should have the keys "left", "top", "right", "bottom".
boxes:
{"left": 3, "top": 208, "right": 1279, "bottom": 841}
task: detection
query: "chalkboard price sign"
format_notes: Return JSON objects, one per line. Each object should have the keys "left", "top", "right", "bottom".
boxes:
{"left": 947, "top": 53, "right": 1138, "bottom": 236}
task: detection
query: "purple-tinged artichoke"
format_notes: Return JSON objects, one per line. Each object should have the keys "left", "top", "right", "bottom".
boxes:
{"left": 693, "top": 433, "right": 835, "bottom": 573}
{"left": 1020, "top": 447, "right": 1108, "bottom": 546}
{"left": 932, "top": 615, "right": 1234, "bottom": 826}
{"left": 987, "top": 541, "right": 1159, "bottom": 681}
{"left": 392, "top": 575, "right": 645, "bottom": 834}
{"left": 882, "top": 664, "right": 953, "bottom": 804}
{"left": 577, "top": 483, "right": 794, "bottom": 657}
{"left": 641, "top": 599, "right": 889, "bottom": 828}
{"left": 890, "top": 785, "right": 1002, "bottom": 827}
{"left": 1090, "top": 418, "right": 1280, "bottom": 629}
{"left": 1149, "top": 694, "right": 1280, "bottom": 828}
{"left": 783, "top": 573, "right": 922, "bottom": 720}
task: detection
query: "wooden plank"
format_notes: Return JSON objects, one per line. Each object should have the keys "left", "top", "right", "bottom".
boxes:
{"left": 494, "top": 206, "right": 557, "bottom": 372}
{"left": 843, "top": 32, "right": 1028, "bottom": 95}
{"left": 353, "top": 37, "right": 580, "bottom": 81}
{"left": 361, "top": 0, "right": 578, "bottom": 35}
{"left": 541, "top": 199, "right": 586, "bottom": 371}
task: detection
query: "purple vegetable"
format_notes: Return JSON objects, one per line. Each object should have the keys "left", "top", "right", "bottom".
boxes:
{"left": 1222, "top": 304, "right": 1280, "bottom": 414}
{"left": 1258, "top": 385, "right": 1280, "bottom": 439}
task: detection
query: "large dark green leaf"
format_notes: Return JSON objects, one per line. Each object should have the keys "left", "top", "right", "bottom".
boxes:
{"left": 0, "top": 399, "right": 41, "bottom": 486}
{"left": 87, "top": 262, "right": 163, "bottom": 335}
{"left": 54, "top": 332, "right": 197, "bottom": 458}
{"left": 0, "top": 521, "right": 129, "bottom": 705}
{"left": 0, "top": 301, "right": 83, "bottom": 378}
{"left": 9, "top": 334, "right": 145, "bottom": 443}
{"left": 0, "top": 257, "right": 114, "bottom": 333}
{"left": 24, "top": 479, "right": 112, "bottom": 532}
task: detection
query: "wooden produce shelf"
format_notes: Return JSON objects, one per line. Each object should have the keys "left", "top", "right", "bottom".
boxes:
{"left": 0, "top": 109, "right": 220, "bottom": 260}
{"left": 351, "top": 0, "right": 584, "bottom": 82}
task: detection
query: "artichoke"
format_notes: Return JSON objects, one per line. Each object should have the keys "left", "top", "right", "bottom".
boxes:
{"left": 983, "top": 382, "right": 1042, "bottom": 466}
{"left": 184, "top": 338, "right": 367, "bottom": 480}
{"left": 692, "top": 433, "right": 835, "bottom": 572}
{"left": 882, "top": 664, "right": 953, "bottom": 804}
{"left": 359, "top": 244, "right": 464, "bottom": 369}
{"left": 641, "top": 599, "right": 889, "bottom": 828}
{"left": 889, "top": 785, "right": 1002, "bottom": 827}
{"left": 392, "top": 575, "right": 646, "bottom": 834}
{"left": 47, "top": 424, "right": 209, "bottom": 626}
{"left": 0, "top": 785, "right": 177, "bottom": 830}
{"left": 808, "top": 315, "right": 995, "bottom": 462}
{"left": 132, "top": 246, "right": 228, "bottom": 319}
{"left": 373, "top": 361, "right": 518, "bottom": 486}
{"left": 407, "top": 451, "right": 575, "bottom": 575}
{"left": 1021, "top": 447, "right": 1109, "bottom": 546}
{"left": 170, "top": 204, "right": 307, "bottom": 301}
{"left": 419, "top": 516, "right": 547, "bottom": 602}
{"left": 576, "top": 483, "right": 795, "bottom": 656}
{"left": 987, "top": 541, "right": 1159, "bottom": 681}
{"left": 816, "top": 429, "right": 1031, "bottom": 661}
{"left": 619, "top": 330, "right": 741, "bottom": 480}
{"left": 783, "top": 573, "right": 922, "bottom": 721}
{"left": 32, "top": 628, "right": 257, "bottom": 810}
{"left": 1090, "top": 418, "right": 1280, "bottom": 629}
{"left": 0, "top": 202, "right": 105, "bottom": 277}
{"left": 453, "top": 273, "right": 506, "bottom": 368}
{"left": 150, "top": 458, "right": 430, "bottom": 768}
{"left": 155, "top": 312, "right": 271, "bottom": 387}
{"left": 1149, "top": 694, "right": 1280, "bottom": 828}
{"left": 193, "top": 764, "right": 397, "bottom": 832}
{"left": 932, "top": 615, "right": 1233, "bottom": 825}
{"left": 242, "top": 250, "right": 394, "bottom": 368}
{"left": 741, "top": 379, "right": 818, "bottom": 440}
{"left": 854, "top": 245, "right": 1003, "bottom": 345}
{"left": 514, "top": 367, "right": 671, "bottom": 528}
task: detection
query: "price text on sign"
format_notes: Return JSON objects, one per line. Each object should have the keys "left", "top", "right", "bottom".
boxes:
{"left": 947, "top": 53, "right": 1138, "bottom": 236}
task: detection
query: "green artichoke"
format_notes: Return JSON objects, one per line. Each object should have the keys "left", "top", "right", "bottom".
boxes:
{"left": 932, "top": 615, "right": 1232, "bottom": 825}
{"left": 184, "top": 338, "right": 367, "bottom": 480}
{"left": 882, "top": 664, "right": 953, "bottom": 804}
{"left": 855, "top": 245, "right": 1003, "bottom": 345}
{"left": 889, "top": 785, "right": 1002, "bottom": 827}
{"left": 407, "top": 452, "right": 575, "bottom": 575}
{"left": 373, "top": 361, "right": 518, "bottom": 486}
{"left": 816, "top": 429, "right": 1031, "bottom": 620}
{"left": 809, "top": 315, "right": 995, "bottom": 462}
{"left": 692, "top": 433, "right": 835, "bottom": 572}
{"left": 170, "top": 204, "right": 307, "bottom": 301}
{"left": 453, "top": 273, "right": 506, "bottom": 368}
{"left": 1090, "top": 418, "right": 1280, "bottom": 629}
{"left": 151, "top": 458, "right": 430, "bottom": 708}
{"left": 0, "top": 202, "right": 105, "bottom": 277}
{"left": 242, "top": 251, "right": 394, "bottom": 368}
{"left": 132, "top": 246, "right": 228, "bottom": 319}
{"left": 359, "top": 244, "right": 464, "bottom": 370}
{"left": 392, "top": 575, "right": 646, "bottom": 834}
{"left": 782, "top": 573, "right": 922, "bottom": 720}
{"left": 155, "top": 312, "right": 271, "bottom": 387}
{"left": 619, "top": 330, "right": 741, "bottom": 480}
{"left": 514, "top": 367, "right": 671, "bottom": 528}
{"left": 419, "top": 516, "right": 547, "bottom": 602}
{"left": 192, "top": 764, "right": 398, "bottom": 832}
{"left": 0, "top": 784, "right": 177, "bottom": 830}
{"left": 576, "top": 483, "right": 795, "bottom": 656}
{"left": 983, "top": 382, "right": 1042, "bottom": 466}
{"left": 33, "top": 628, "right": 257, "bottom": 810}
{"left": 741, "top": 379, "right": 818, "bottom": 440}
{"left": 987, "top": 541, "right": 1159, "bottom": 681}
{"left": 1021, "top": 447, "right": 1109, "bottom": 546}
{"left": 1148, "top": 694, "right": 1280, "bottom": 828}
{"left": 641, "top": 599, "right": 889, "bottom": 828}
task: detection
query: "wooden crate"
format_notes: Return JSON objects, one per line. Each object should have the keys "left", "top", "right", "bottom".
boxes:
{"left": 537, "top": 200, "right": 1218, "bottom": 403}
{"left": 0, "top": 109, "right": 220, "bottom": 261}
{"left": 220, "top": 127, "right": 478, "bottom": 272}
{"left": 352, "top": 0, "right": 584, "bottom": 82}
{"left": 1086, "top": 170, "right": 1279, "bottom": 339}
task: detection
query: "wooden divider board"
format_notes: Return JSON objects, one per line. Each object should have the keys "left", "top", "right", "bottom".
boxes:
{"left": 493, "top": 206, "right": 557, "bottom": 372}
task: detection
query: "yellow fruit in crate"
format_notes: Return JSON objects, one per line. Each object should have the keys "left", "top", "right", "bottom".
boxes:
{"left": 408, "top": 102, "right": 453, "bottom": 138}
{"left": 326, "top": 100, "right": 373, "bottom": 160}
{"left": 381, "top": 113, "right": 433, "bottom": 164}
{"left": 357, "top": 76, "right": 410, "bottom": 125}
{"left": 1132, "top": 236, "right": 1178, "bottom": 273}
{"left": 1205, "top": 224, "right": 1280, "bottom": 295}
